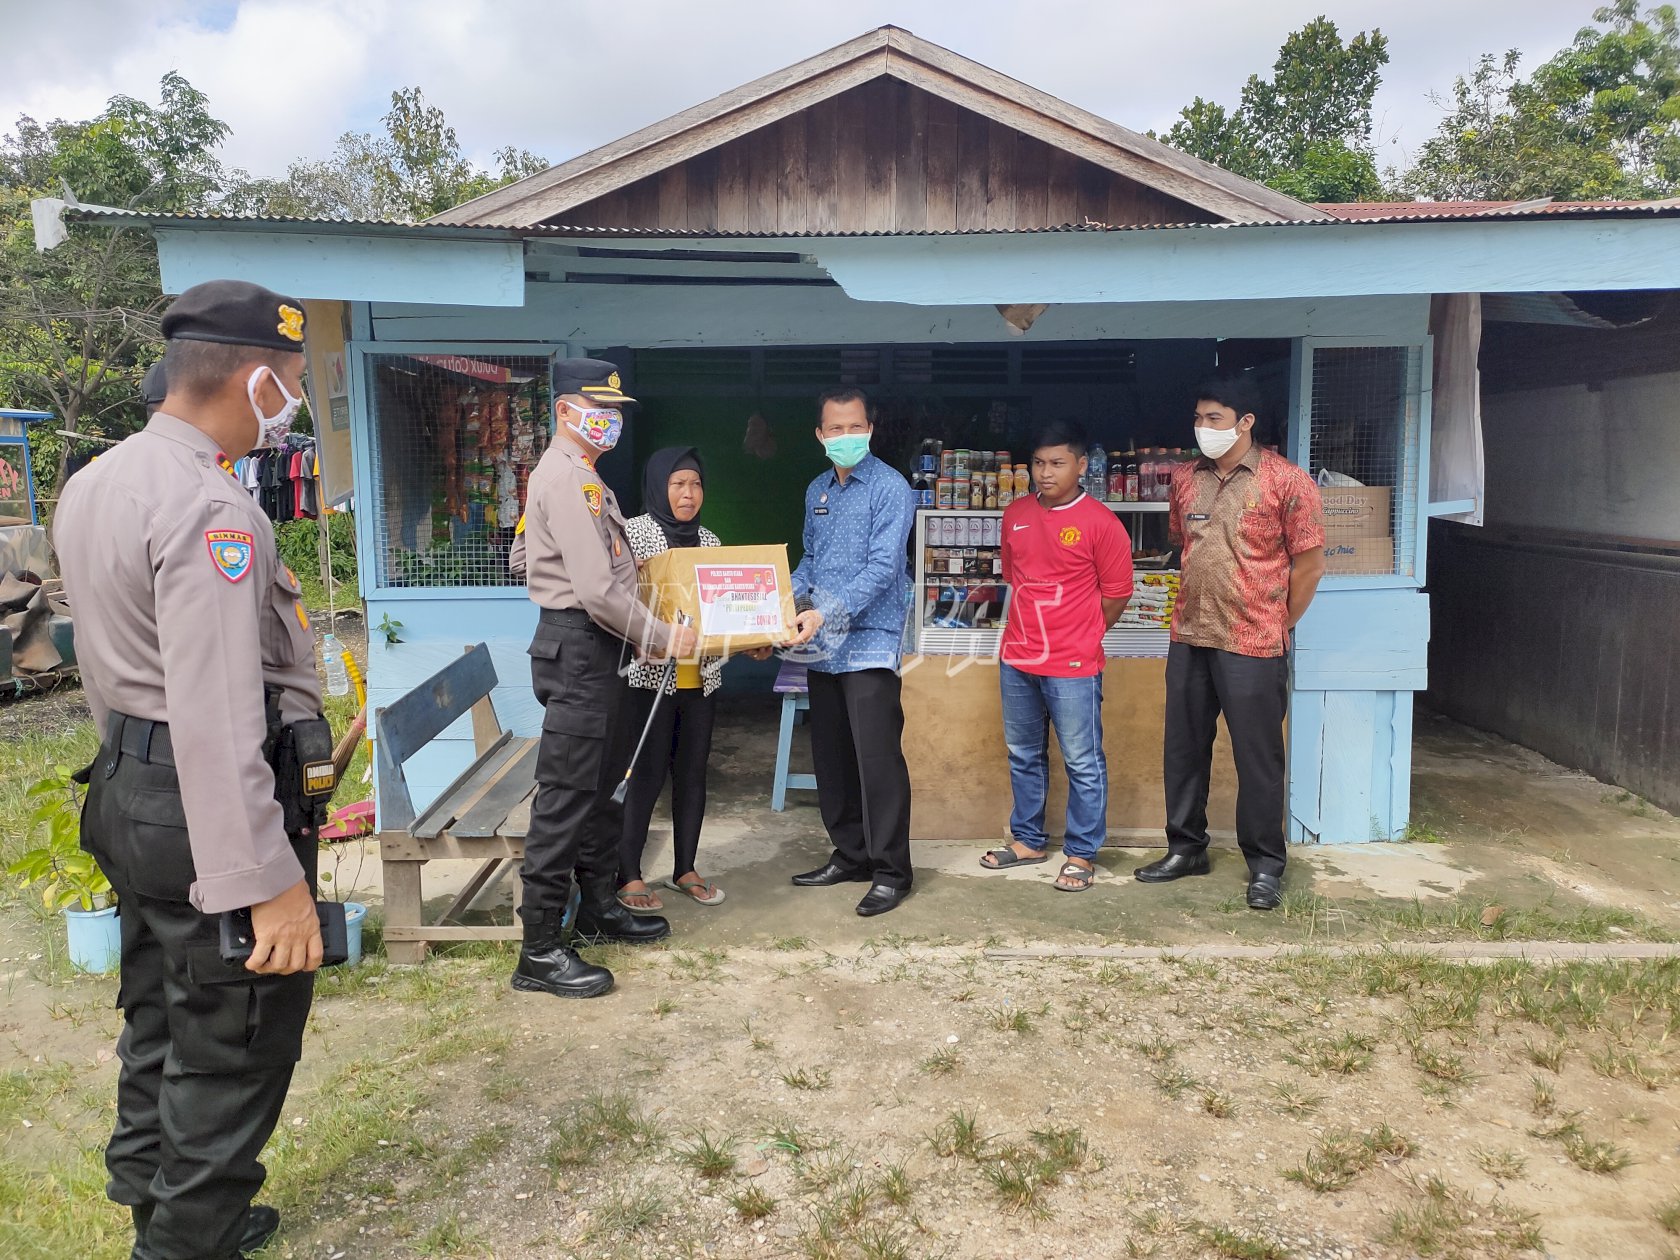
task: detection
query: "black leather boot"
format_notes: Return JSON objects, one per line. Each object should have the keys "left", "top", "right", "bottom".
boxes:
{"left": 570, "top": 871, "right": 671, "bottom": 945}
{"left": 512, "top": 909, "right": 614, "bottom": 998}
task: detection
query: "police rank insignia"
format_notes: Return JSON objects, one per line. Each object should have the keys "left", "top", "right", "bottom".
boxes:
{"left": 277, "top": 304, "right": 305, "bottom": 343}
{"left": 206, "top": 530, "right": 255, "bottom": 582}
{"left": 607, "top": 371, "right": 622, "bottom": 390}
{"left": 581, "top": 483, "right": 604, "bottom": 516}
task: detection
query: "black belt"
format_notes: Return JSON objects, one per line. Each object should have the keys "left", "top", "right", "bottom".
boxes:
{"left": 113, "top": 713, "right": 175, "bottom": 767}
{"left": 539, "top": 608, "right": 598, "bottom": 629}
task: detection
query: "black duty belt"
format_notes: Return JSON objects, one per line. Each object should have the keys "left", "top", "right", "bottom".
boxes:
{"left": 539, "top": 608, "right": 597, "bottom": 629}
{"left": 114, "top": 714, "right": 174, "bottom": 767}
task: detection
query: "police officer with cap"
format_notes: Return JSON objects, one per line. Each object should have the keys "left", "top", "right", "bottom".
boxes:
{"left": 142, "top": 360, "right": 169, "bottom": 416}
{"left": 54, "top": 279, "right": 331, "bottom": 1260}
{"left": 514, "top": 358, "right": 699, "bottom": 999}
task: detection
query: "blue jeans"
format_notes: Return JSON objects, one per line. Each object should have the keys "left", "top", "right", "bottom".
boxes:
{"left": 1000, "top": 663, "right": 1107, "bottom": 860}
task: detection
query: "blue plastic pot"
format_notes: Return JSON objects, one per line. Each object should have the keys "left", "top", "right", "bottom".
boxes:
{"left": 65, "top": 904, "right": 120, "bottom": 974}
{"left": 343, "top": 901, "right": 367, "bottom": 966}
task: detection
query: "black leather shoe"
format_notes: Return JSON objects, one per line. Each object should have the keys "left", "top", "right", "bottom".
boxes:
{"left": 1133, "top": 851, "right": 1211, "bottom": 883}
{"left": 855, "top": 883, "right": 909, "bottom": 916}
{"left": 791, "top": 861, "right": 872, "bottom": 887}
{"left": 240, "top": 1205, "right": 280, "bottom": 1253}
{"left": 571, "top": 901, "right": 671, "bottom": 945}
{"left": 512, "top": 942, "right": 614, "bottom": 998}
{"left": 1246, "top": 873, "right": 1283, "bottom": 911}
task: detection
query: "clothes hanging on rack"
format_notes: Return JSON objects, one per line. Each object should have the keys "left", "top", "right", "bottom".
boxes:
{"left": 232, "top": 435, "right": 319, "bottom": 523}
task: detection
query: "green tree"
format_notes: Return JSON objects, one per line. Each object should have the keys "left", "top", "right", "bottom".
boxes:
{"left": 1161, "top": 17, "right": 1390, "bottom": 202}
{"left": 1, "top": 72, "right": 232, "bottom": 494}
{"left": 1399, "top": 2, "right": 1680, "bottom": 200}
{"left": 232, "top": 88, "right": 547, "bottom": 220}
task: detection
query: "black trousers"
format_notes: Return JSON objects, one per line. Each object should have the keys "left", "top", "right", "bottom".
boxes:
{"left": 1162, "top": 642, "right": 1290, "bottom": 878}
{"left": 522, "top": 610, "right": 635, "bottom": 918}
{"left": 806, "top": 667, "right": 914, "bottom": 889}
{"left": 619, "top": 685, "right": 718, "bottom": 885}
{"left": 82, "top": 715, "right": 315, "bottom": 1260}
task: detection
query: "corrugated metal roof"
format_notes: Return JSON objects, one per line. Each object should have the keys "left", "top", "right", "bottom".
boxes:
{"left": 65, "top": 201, "right": 1680, "bottom": 238}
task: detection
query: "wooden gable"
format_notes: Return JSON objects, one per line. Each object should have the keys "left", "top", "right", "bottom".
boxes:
{"left": 555, "top": 80, "right": 1218, "bottom": 234}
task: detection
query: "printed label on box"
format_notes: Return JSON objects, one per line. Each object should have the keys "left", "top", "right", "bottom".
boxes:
{"left": 694, "top": 564, "right": 786, "bottom": 637}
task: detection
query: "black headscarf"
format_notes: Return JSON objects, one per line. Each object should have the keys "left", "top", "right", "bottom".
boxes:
{"left": 643, "top": 446, "right": 705, "bottom": 548}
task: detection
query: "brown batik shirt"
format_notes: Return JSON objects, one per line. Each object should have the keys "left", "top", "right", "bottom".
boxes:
{"left": 1168, "top": 444, "right": 1325, "bottom": 658}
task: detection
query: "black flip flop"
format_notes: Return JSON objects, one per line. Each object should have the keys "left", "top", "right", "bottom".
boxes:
{"left": 980, "top": 846, "right": 1050, "bottom": 870}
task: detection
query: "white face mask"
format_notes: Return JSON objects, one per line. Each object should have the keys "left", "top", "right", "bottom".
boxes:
{"left": 247, "top": 366, "right": 303, "bottom": 449}
{"left": 1195, "top": 425, "right": 1243, "bottom": 460}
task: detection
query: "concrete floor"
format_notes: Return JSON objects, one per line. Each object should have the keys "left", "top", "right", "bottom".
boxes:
{"left": 330, "top": 697, "right": 1680, "bottom": 950}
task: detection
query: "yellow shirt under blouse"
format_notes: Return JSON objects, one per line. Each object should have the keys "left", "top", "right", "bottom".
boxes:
{"left": 675, "top": 661, "right": 702, "bottom": 690}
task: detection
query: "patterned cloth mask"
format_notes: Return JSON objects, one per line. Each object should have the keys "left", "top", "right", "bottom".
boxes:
{"left": 565, "top": 403, "right": 624, "bottom": 452}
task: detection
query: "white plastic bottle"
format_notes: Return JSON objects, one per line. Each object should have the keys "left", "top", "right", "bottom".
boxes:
{"left": 321, "top": 631, "right": 350, "bottom": 697}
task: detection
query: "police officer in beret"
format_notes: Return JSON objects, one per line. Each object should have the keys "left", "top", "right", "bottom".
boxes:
{"left": 54, "top": 280, "right": 331, "bottom": 1260}
{"left": 514, "top": 358, "right": 699, "bottom": 999}
{"left": 142, "top": 360, "right": 168, "bottom": 417}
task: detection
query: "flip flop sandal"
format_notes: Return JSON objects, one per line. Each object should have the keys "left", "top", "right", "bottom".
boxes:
{"left": 1053, "top": 862, "right": 1096, "bottom": 892}
{"left": 980, "top": 846, "right": 1050, "bottom": 870}
{"left": 662, "top": 875, "right": 726, "bottom": 906}
{"left": 617, "top": 886, "right": 665, "bottom": 914}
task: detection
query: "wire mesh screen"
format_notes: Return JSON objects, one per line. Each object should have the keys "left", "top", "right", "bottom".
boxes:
{"left": 1307, "top": 345, "right": 1423, "bottom": 578}
{"left": 367, "top": 352, "right": 554, "bottom": 588}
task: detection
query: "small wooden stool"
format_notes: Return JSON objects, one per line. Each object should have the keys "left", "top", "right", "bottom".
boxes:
{"left": 771, "top": 658, "right": 818, "bottom": 811}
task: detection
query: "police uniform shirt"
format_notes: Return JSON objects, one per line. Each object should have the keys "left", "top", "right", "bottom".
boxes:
{"left": 53, "top": 412, "right": 321, "bottom": 914}
{"left": 522, "top": 442, "right": 673, "bottom": 654}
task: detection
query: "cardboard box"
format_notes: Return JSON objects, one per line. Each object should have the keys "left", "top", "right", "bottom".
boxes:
{"left": 638, "top": 544, "right": 797, "bottom": 655}
{"left": 1319, "top": 486, "right": 1393, "bottom": 536}
{"left": 1322, "top": 534, "right": 1395, "bottom": 575}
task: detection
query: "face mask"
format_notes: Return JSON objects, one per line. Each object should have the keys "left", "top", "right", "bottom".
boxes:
{"left": 564, "top": 403, "right": 623, "bottom": 453}
{"left": 1195, "top": 425, "right": 1243, "bottom": 460}
{"left": 822, "top": 433, "right": 871, "bottom": 469}
{"left": 247, "top": 367, "right": 303, "bottom": 449}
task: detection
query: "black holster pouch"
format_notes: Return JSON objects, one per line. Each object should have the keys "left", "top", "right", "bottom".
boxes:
{"left": 264, "top": 686, "right": 336, "bottom": 837}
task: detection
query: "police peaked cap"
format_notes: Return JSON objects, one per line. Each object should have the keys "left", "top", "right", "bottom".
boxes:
{"left": 161, "top": 280, "right": 307, "bottom": 353}
{"left": 553, "top": 357, "right": 635, "bottom": 405}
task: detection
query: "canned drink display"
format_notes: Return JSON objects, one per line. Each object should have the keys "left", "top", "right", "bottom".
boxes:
{"left": 954, "top": 449, "right": 970, "bottom": 479}
{"left": 967, "top": 517, "right": 983, "bottom": 547}
{"left": 940, "top": 450, "right": 956, "bottom": 478}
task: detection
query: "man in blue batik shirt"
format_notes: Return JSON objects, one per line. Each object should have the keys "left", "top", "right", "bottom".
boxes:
{"left": 785, "top": 386, "right": 917, "bottom": 916}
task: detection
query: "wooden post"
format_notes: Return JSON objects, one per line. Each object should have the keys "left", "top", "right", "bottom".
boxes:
{"left": 381, "top": 858, "right": 426, "bottom": 965}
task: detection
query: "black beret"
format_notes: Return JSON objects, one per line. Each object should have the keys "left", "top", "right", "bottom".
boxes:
{"left": 553, "top": 357, "right": 635, "bottom": 405}
{"left": 141, "top": 361, "right": 168, "bottom": 407}
{"left": 160, "top": 280, "right": 306, "bottom": 353}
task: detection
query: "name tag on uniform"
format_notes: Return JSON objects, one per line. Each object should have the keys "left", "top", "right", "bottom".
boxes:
{"left": 813, "top": 507, "right": 830, "bottom": 516}
{"left": 1187, "top": 513, "right": 1210, "bottom": 522}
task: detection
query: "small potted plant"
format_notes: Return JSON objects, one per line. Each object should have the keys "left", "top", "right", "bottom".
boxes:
{"left": 6, "top": 766, "right": 120, "bottom": 973}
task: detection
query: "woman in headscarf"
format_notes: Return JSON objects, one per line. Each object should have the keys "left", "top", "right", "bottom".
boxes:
{"left": 618, "top": 447, "right": 767, "bottom": 912}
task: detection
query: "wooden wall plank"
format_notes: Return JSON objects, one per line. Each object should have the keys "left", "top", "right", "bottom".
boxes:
{"left": 924, "top": 94, "right": 958, "bottom": 232}
{"left": 777, "top": 113, "right": 810, "bottom": 232}
{"left": 657, "top": 165, "right": 688, "bottom": 228}
{"left": 894, "top": 80, "right": 928, "bottom": 232}
{"left": 955, "top": 106, "right": 988, "bottom": 231}
{"left": 806, "top": 96, "right": 839, "bottom": 232}
{"left": 686, "top": 148, "right": 718, "bottom": 232}
{"left": 716, "top": 137, "right": 749, "bottom": 229}
{"left": 1075, "top": 158, "right": 1109, "bottom": 225}
{"left": 747, "top": 129, "right": 779, "bottom": 233}
{"left": 834, "top": 88, "right": 867, "bottom": 229}
{"left": 984, "top": 121, "right": 1016, "bottom": 230}
{"left": 1014, "top": 133, "right": 1049, "bottom": 229}
{"left": 862, "top": 79, "right": 897, "bottom": 231}
{"left": 1046, "top": 147, "right": 1079, "bottom": 226}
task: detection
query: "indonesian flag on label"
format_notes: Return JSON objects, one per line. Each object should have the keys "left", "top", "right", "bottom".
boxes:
{"left": 206, "top": 530, "right": 255, "bottom": 583}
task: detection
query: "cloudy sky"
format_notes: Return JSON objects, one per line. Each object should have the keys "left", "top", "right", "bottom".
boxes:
{"left": 5, "top": 0, "right": 1602, "bottom": 180}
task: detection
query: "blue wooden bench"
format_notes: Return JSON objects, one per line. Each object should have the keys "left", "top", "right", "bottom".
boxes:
{"left": 375, "top": 643, "right": 536, "bottom": 963}
{"left": 771, "top": 658, "right": 818, "bottom": 811}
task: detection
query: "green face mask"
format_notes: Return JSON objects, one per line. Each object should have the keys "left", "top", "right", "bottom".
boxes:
{"left": 822, "top": 433, "right": 871, "bottom": 469}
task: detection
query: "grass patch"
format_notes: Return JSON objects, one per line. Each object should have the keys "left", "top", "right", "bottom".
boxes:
{"left": 1268, "top": 1082, "right": 1322, "bottom": 1118}
{"left": 1562, "top": 1132, "right": 1632, "bottom": 1175}
{"left": 728, "top": 1186, "right": 776, "bottom": 1221}
{"left": 1283, "top": 1125, "right": 1415, "bottom": 1193}
{"left": 676, "top": 1130, "right": 737, "bottom": 1179}
{"left": 585, "top": 1183, "right": 667, "bottom": 1240}
{"left": 780, "top": 1064, "right": 832, "bottom": 1092}
{"left": 927, "top": 1109, "right": 989, "bottom": 1160}
{"left": 1656, "top": 1194, "right": 1680, "bottom": 1235}
{"left": 1382, "top": 1172, "right": 1543, "bottom": 1258}
{"left": 543, "top": 1091, "right": 662, "bottom": 1170}
{"left": 762, "top": 1118, "right": 818, "bottom": 1158}
{"left": 1191, "top": 1222, "right": 1290, "bottom": 1259}
{"left": 986, "top": 1002, "right": 1036, "bottom": 1034}
{"left": 1201, "top": 1089, "right": 1237, "bottom": 1119}
{"left": 978, "top": 1126, "right": 1090, "bottom": 1217}
{"left": 1473, "top": 1147, "right": 1527, "bottom": 1181}
{"left": 918, "top": 1046, "right": 961, "bottom": 1076}
{"left": 1284, "top": 1032, "right": 1375, "bottom": 1076}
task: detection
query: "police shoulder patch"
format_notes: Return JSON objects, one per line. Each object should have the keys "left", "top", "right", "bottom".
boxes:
{"left": 206, "top": 530, "right": 256, "bottom": 582}
{"left": 581, "top": 483, "right": 603, "bottom": 516}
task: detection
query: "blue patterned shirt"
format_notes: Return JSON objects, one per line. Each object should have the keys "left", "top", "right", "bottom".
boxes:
{"left": 789, "top": 454, "right": 916, "bottom": 673}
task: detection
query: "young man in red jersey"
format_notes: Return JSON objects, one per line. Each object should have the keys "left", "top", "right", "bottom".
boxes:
{"left": 980, "top": 420, "right": 1134, "bottom": 891}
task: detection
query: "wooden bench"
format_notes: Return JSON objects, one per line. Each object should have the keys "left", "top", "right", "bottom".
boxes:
{"left": 375, "top": 644, "right": 538, "bottom": 963}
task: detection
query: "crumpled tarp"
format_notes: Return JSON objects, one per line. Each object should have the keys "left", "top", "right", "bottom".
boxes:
{"left": 1, "top": 525, "right": 73, "bottom": 680}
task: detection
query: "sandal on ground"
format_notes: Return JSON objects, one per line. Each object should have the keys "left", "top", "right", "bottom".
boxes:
{"left": 661, "top": 874, "right": 726, "bottom": 906}
{"left": 617, "top": 884, "right": 664, "bottom": 914}
{"left": 1053, "top": 861, "right": 1095, "bottom": 892}
{"left": 980, "top": 845, "right": 1050, "bottom": 870}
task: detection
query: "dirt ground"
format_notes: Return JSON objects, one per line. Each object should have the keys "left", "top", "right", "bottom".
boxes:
{"left": 3, "top": 687, "right": 1679, "bottom": 1260}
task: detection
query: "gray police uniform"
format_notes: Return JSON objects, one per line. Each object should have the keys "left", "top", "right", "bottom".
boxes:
{"left": 520, "top": 433, "right": 673, "bottom": 919}
{"left": 53, "top": 283, "right": 326, "bottom": 1260}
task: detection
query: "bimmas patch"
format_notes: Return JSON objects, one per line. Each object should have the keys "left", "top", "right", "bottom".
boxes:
{"left": 206, "top": 530, "right": 255, "bottom": 582}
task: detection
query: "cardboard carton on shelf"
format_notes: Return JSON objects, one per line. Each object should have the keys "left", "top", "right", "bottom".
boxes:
{"left": 638, "top": 544, "right": 796, "bottom": 655}
{"left": 1323, "top": 534, "right": 1396, "bottom": 575}
{"left": 1319, "top": 485, "right": 1393, "bottom": 537}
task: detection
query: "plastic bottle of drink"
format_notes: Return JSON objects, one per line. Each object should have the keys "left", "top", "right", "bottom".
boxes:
{"left": 321, "top": 631, "right": 350, "bottom": 697}
{"left": 1086, "top": 445, "right": 1106, "bottom": 500}
{"left": 1107, "top": 452, "right": 1126, "bottom": 501}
